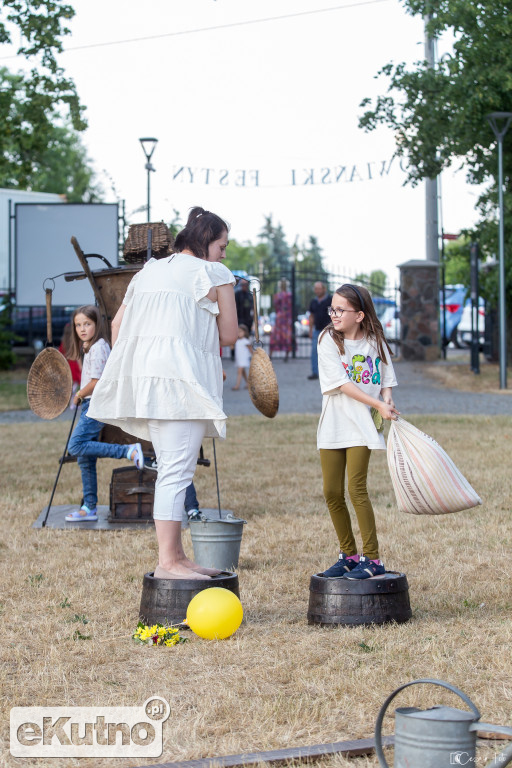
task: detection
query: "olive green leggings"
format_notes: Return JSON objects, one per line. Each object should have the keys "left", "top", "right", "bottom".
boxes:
{"left": 319, "top": 446, "right": 379, "bottom": 560}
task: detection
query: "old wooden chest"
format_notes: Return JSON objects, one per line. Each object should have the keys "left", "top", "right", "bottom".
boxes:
{"left": 109, "top": 466, "right": 156, "bottom": 523}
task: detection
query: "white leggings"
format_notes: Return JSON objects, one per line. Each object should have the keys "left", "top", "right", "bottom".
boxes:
{"left": 148, "top": 419, "right": 208, "bottom": 521}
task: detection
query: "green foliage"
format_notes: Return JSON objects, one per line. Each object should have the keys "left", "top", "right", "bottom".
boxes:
{"left": 27, "top": 572, "right": 44, "bottom": 586}
{"left": 294, "top": 236, "right": 330, "bottom": 311}
{"left": 354, "top": 270, "right": 388, "bottom": 296}
{"left": 0, "top": 67, "right": 97, "bottom": 198}
{"left": 0, "top": 0, "right": 84, "bottom": 126}
{"left": 224, "top": 238, "right": 269, "bottom": 274}
{"left": 259, "top": 215, "right": 291, "bottom": 272}
{"left": 359, "top": 0, "right": 512, "bottom": 319}
{"left": 442, "top": 236, "right": 472, "bottom": 285}
{"left": 359, "top": 1, "right": 512, "bottom": 186}
{"left": 0, "top": 1, "right": 98, "bottom": 198}
{"left": 168, "top": 209, "right": 182, "bottom": 239}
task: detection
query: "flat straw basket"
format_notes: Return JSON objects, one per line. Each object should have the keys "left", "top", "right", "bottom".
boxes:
{"left": 248, "top": 347, "right": 279, "bottom": 418}
{"left": 27, "top": 348, "right": 73, "bottom": 420}
{"left": 123, "top": 222, "right": 174, "bottom": 263}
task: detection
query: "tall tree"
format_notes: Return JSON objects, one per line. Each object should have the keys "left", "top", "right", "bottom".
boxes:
{"left": 354, "top": 270, "right": 387, "bottom": 297}
{"left": 359, "top": 0, "right": 512, "bottom": 348}
{"left": 295, "top": 236, "right": 329, "bottom": 311}
{"left": 223, "top": 239, "right": 269, "bottom": 275}
{"left": 0, "top": 0, "right": 85, "bottom": 130}
{"left": 0, "top": 1, "right": 96, "bottom": 199}
{"left": 259, "top": 215, "right": 291, "bottom": 273}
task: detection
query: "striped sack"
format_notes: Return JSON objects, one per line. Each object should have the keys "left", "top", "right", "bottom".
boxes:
{"left": 387, "top": 416, "right": 482, "bottom": 515}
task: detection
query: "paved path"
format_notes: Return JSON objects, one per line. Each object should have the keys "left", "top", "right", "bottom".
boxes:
{"left": 2, "top": 357, "right": 510, "bottom": 424}
{"left": 221, "top": 357, "right": 512, "bottom": 417}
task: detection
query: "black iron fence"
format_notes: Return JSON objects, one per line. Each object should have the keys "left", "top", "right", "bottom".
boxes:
{"left": 244, "top": 266, "right": 399, "bottom": 359}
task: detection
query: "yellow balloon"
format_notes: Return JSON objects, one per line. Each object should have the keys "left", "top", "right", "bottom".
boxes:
{"left": 187, "top": 587, "right": 243, "bottom": 640}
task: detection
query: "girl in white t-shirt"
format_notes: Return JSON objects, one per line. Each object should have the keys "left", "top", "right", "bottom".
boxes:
{"left": 232, "top": 324, "right": 252, "bottom": 390}
{"left": 317, "top": 284, "right": 399, "bottom": 580}
{"left": 65, "top": 306, "right": 143, "bottom": 522}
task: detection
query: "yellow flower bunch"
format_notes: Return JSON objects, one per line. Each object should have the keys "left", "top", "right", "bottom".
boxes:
{"left": 133, "top": 621, "right": 188, "bottom": 647}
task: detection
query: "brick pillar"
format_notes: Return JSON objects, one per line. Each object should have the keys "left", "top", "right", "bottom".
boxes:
{"left": 399, "top": 259, "right": 440, "bottom": 361}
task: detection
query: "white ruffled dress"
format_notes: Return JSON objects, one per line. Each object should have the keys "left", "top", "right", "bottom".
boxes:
{"left": 88, "top": 253, "right": 235, "bottom": 441}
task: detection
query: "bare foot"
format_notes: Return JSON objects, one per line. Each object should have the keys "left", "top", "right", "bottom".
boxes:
{"left": 154, "top": 564, "right": 210, "bottom": 580}
{"left": 189, "top": 565, "right": 224, "bottom": 577}
{"left": 231, "top": 387, "right": 239, "bottom": 391}
{"left": 178, "top": 557, "right": 223, "bottom": 577}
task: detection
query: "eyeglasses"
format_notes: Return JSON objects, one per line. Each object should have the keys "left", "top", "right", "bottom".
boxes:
{"left": 327, "top": 307, "right": 358, "bottom": 318}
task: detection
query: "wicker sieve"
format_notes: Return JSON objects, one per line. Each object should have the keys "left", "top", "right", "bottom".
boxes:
{"left": 27, "top": 288, "right": 73, "bottom": 420}
{"left": 247, "top": 288, "right": 279, "bottom": 418}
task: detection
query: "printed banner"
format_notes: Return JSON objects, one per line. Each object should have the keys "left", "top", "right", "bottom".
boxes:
{"left": 170, "top": 155, "right": 408, "bottom": 189}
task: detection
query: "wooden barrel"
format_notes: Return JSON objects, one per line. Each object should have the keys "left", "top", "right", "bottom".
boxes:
{"left": 307, "top": 571, "right": 412, "bottom": 626}
{"left": 139, "top": 571, "right": 240, "bottom": 626}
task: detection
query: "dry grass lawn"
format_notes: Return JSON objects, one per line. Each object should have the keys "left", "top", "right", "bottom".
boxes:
{"left": 422, "top": 358, "right": 512, "bottom": 394}
{"left": 1, "top": 413, "right": 512, "bottom": 768}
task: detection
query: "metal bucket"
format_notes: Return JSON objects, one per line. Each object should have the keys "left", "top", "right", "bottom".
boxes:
{"left": 189, "top": 515, "right": 246, "bottom": 571}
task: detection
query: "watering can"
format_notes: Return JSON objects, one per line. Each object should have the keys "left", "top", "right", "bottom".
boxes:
{"left": 375, "top": 678, "right": 512, "bottom": 768}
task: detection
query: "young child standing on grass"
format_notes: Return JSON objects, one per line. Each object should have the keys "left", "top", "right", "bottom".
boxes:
{"left": 65, "top": 305, "right": 144, "bottom": 522}
{"left": 232, "top": 324, "right": 252, "bottom": 391}
{"left": 317, "top": 284, "right": 399, "bottom": 579}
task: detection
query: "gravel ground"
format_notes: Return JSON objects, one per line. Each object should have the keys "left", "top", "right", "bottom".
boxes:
{"left": 3, "top": 355, "right": 510, "bottom": 424}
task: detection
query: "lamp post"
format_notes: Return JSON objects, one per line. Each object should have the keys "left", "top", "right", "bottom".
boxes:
{"left": 139, "top": 137, "right": 158, "bottom": 222}
{"left": 486, "top": 112, "right": 512, "bottom": 390}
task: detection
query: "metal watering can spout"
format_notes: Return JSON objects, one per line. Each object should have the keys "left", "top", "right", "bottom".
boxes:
{"left": 375, "top": 678, "right": 512, "bottom": 768}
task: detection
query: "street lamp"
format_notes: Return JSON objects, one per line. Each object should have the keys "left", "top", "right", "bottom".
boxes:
{"left": 486, "top": 112, "right": 512, "bottom": 390}
{"left": 139, "top": 137, "right": 158, "bottom": 222}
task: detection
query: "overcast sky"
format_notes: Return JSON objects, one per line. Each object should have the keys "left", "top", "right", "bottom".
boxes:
{"left": 10, "top": 0, "right": 484, "bottom": 284}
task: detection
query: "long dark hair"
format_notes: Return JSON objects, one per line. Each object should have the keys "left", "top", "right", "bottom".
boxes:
{"left": 173, "top": 207, "right": 229, "bottom": 260}
{"left": 67, "top": 305, "right": 108, "bottom": 361}
{"left": 319, "top": 284, "right": 392, "bottom": 364}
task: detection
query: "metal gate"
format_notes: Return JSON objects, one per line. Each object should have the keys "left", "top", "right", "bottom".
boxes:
{"left": 250, "top": 266, "right": 399, "bottom": 359}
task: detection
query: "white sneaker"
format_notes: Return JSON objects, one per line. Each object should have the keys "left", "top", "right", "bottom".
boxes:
{"left": 127, "top": 443, "right": 144, "bottom": 470}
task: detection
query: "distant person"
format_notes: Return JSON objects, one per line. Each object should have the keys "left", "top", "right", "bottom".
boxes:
{"left": 232, "top": 324, "right": 252, "bottom": 390}
{"left": 270, "top": 278, "right": 292, "bottom": 361}
{"left": 308, "top": 281, "right": 332, "bottom": 380}
{"left": 234, "top": 279, "right": 254, "bottom": 333}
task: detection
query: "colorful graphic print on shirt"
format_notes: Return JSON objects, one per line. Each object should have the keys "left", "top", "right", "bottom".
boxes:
{"left": 342, "top": 354, "right": 381, "bottom": 385}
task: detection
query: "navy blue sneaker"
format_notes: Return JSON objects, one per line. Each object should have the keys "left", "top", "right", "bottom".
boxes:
{"left": 322, "top": 552, "right": 360, "bottom": 578}
{"left": 343, "top": 555, "right": 385, "bottom": 580}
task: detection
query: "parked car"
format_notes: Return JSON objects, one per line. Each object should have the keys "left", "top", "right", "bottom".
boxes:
{"left": 457, "top": 299, "right": 485, "bottom": 348}
{"left": 380, "top": 305, "right": 400, "bottom": 342}
{"left": 294, "top": 312, "right": 310, "bottom": 337}
{"left": 439, "top": 284, "right": 467, "bottom": 346}
{"left": 3, "top": 303, "right": 75, "bottom": 350}
{"left": 376, "top": 285, "right": 469, "bottom": 347}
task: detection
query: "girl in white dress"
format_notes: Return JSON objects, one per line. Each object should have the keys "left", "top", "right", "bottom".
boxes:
{"left": 232, "top": 324, "right": 252, "bottom": 390}
{"left": 89, "top": 208, "right": 238, "bottom": 579}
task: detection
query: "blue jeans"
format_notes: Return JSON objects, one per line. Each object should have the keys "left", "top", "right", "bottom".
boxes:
{"left": 311, "top": 327, "right": 321, "bottom": 375}
{"left": 68, "top": 399, "right": 128, "bottom": 509}
{"left": 184, "top": 482, "right": 199, "bottom": 512}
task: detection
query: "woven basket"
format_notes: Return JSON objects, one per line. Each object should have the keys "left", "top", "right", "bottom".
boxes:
{"left": 248, "top": 347, "right": 279, "bottom": 418}
{"left": 123, "top": 222, "right": 174, "bottom": 264}
{"left": 27, "top": 348, "right": 73, "bottom": 420}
